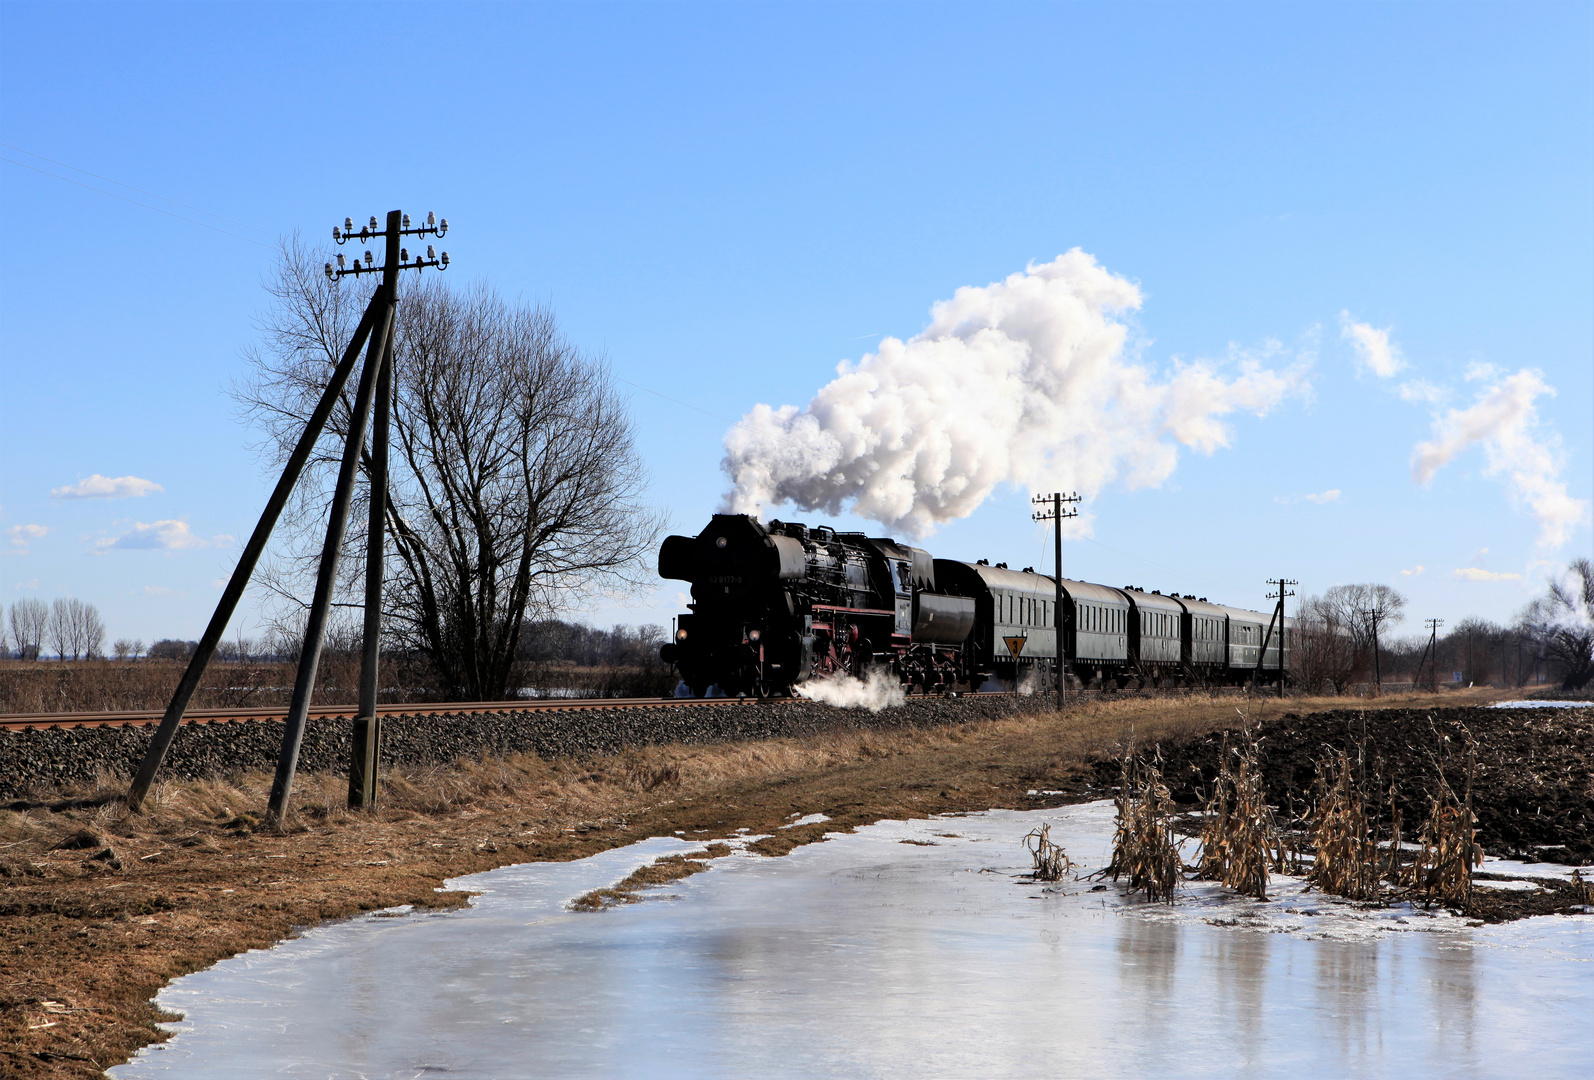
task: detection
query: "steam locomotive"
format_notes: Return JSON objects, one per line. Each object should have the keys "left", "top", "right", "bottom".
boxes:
{"left": 657, "top": 513, "right": 1290, "bottom": 697}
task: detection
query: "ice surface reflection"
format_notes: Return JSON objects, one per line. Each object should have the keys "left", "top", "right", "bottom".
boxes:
{"left": 113, "top": 802, "right": 1591, "bottom": 1079}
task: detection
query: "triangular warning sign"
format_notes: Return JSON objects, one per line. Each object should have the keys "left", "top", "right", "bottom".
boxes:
{"left": 1004, "top": 635, "right": 1027, "bottom": 658}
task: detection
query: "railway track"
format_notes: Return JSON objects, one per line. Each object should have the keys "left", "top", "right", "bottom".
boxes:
{"left": 0, "top": 695, "right": 760, "bottom": 732}
{"left": 0, "top": 683, "right": 1264, "bottom": 733}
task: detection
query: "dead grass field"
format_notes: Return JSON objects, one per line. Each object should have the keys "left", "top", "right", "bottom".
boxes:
{"left": 0, "top": 688, "right": 1512, "bottom": 1078}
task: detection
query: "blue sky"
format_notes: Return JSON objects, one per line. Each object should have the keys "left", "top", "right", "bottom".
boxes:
{"left": 1, "top": 1, "right": 1589, "bottom": 649}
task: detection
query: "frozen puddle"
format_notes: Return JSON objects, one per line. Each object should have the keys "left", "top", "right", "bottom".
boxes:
{"left": 114, "top": 802, "right": 1592, "bottom": 1079}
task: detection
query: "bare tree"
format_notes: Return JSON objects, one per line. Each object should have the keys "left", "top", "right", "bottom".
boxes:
{"left": 9, "top": 599, "right": 47, "bottom": 661}
{"left": 84, "top": 604, "right": 106, "bottom": 659}
{"left": 113, "top": 639, "right": 136, "bottom": 661}
{"left": 237, "top": 241, "right": 662, "bottom": 700}
{"left": 48, "top": 597, "right": 103, "bottom": 660}
{"left": 0, "top": 606, "right": 7, "bottom": 660}
{"left": 1291, "top": 584, "right": 1406, "bottom": 692}
{"left": 1519, "top": 558, "right": 1594, "bottom": 690}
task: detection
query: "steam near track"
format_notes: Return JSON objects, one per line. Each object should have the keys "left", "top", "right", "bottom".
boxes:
{"left": 722, "top": 250, "right": 1304, "bottom": 537}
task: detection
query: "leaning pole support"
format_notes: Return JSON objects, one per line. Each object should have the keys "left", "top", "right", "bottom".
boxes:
{"left": 126, "top": 209, "right": 449, "bottom": 816}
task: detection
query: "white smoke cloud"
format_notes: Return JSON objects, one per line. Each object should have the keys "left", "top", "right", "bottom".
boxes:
{"left": 1411, "top": 368, "right": 1589, "bottom": 549}
{"left": 1340, "top": 313, "right": 1405, "bottom": 378}
{"left": 722, "top": 251, "right": 1304, "bottom": 537}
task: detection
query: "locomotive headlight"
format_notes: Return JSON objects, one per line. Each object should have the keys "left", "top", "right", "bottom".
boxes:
{"left": 675, "top": 628, "right": 689, "bottom": 642}
{"left": 715, "top": 537, "right": 727, "bottom": 549}
{"left": 748, "top": 629, "right": 761, "bottom": 642}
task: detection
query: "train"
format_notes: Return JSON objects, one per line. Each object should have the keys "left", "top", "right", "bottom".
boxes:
{"left": 657, "top": 513, "right": 1292, "bottom": 698}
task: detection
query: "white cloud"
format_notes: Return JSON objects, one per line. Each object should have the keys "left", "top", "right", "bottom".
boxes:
{"left": 723, "top": 251, "right": 1308, "bottom": 537}
{"left": 96, "top": 519, "right": 210, "bottom": 552}
{"left": 1452, "top": 567, "right": 1523, "bottom": 582}
{"left": 1401, "top": 565, "right": 1425, "bottom": 577}
{"left": 142, "top": 585, "right": 175, "bottom": 596}
{"left": 7, "top": 524, "right": 47, "bottom": 548}
{"left": 1340, "top": 312, "right": 1404, "bottom": 378}
{"left": 1397, "top": 380, "right": 1449, "bottom": 404}
{"left": 13, "top": 578, "right": 39, "bottom": 591}
{"left": 1273, "top": 488, "right": 1341, "bottom": 506}
{"left": 1411, "top": 368, "right": 1590, "bottom": 549}
{"left": 51, "top": 474, "right": 163, "bottom": 500}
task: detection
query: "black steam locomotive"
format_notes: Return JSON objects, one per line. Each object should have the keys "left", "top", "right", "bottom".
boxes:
{"left": 658, "top": 514, "right": 1289, "bottom": 697}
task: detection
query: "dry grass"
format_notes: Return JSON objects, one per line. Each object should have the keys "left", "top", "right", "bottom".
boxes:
{"left": 1194, "top": 723, "right": 1285, "bottom": 900}
{"left": 569, "top": 843, "right": 733, "bottom": 910}
{"left": 1104, "top": 748, "right": 1182, "bottom": 902}
{"left": 1023, "top": 824, "right": 1073, "bottom": 881}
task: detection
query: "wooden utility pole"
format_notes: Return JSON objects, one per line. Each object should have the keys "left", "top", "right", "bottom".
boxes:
{"left": 1420, "top": 618, "right": 1443, "bottom": 693}
{"left": 1031, "top": 492, "right": 1081, "bottom": 707}
{"left": 1253, "top": 578, "right": 1295, "bottom": 698}
{"left": 1358, "top": 605, "right": 1385, "bottom": 695}
{"left": 127, "top": 211, "right": 449, "bottom": 819}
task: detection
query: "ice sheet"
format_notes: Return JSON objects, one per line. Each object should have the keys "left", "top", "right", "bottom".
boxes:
{"left": 113, "top": 802, "right": 1593, "bottom": 1080}
{"left": 1487, "top": 699, "right": 1593, "bottom": 708}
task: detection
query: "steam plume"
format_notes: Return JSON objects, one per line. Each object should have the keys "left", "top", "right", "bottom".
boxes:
{"left": 722, "top": 251, "right": 1301, "bottom": 537}
{"left": 1411, "top": 368, "right": 1589, "bottom": 549}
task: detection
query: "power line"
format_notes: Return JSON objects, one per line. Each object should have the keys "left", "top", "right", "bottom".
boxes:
{"left": 0, "top": 155, "right": 274, "bottom": 248}
{"left": 1, "top": 142, "right": 274, "bottom": 235}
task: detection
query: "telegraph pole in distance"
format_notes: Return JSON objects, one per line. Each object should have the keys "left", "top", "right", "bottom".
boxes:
{"left": 1358, "top": 605, "right": 1384, "bottom": 696}
{"left": 1254, "top": 578, "right": 1295, "bottom": 698}
{"left": 1032, "top": 492, "right": 1082, "bottom": 707}
{"left": 1422, "top": 618, "right": 1443, "bottom": 693}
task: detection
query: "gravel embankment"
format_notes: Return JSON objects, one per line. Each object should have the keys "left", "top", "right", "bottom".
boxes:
{"left": 1, "top": 695, "right": 1046, "bottom": 800}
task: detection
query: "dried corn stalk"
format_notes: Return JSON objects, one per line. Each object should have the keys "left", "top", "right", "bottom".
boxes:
{"left": 1307, "top": 748, "right": 1383, "bottom": 902}
{"left": 1023, "top": 824, "right": 1073, "bottom": 881}
{"left": 1106, "top": 750, "right": 1182, "bottom": 902}
{"left": 1195, "top": 731, "right": 1280, "bottom": 900}
{"left": 1408, "top": 734, "right": 1482, "bottom": 909}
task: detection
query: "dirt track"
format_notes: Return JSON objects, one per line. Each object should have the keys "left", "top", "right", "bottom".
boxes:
{"left": 0, "top": 688, "right": 1578, "bottom": 1078}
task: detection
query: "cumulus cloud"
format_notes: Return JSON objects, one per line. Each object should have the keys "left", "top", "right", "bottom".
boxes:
{"left": 1411, "top": 368, "right": 1590, "bottom": 548}
{"left": 7, "top": 524, "right": 47, "bottom": 548}
{"left": 96, "top": 520, "right": 210, "bottom": 552}
{"left": 1400, "top": 565, "right": 1425, "bottom": 577}
{"left": 51, "top": 474, "right": 163, "bottom": 500}
{"left": 1340, "top": 312, "right": 1404, "bottom": 378}
{"left": 1453, "top": 567, "right": 1523, "bottom": 582}
{"left": 721, "top": 251, "right": 1307, "bottom": 537}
